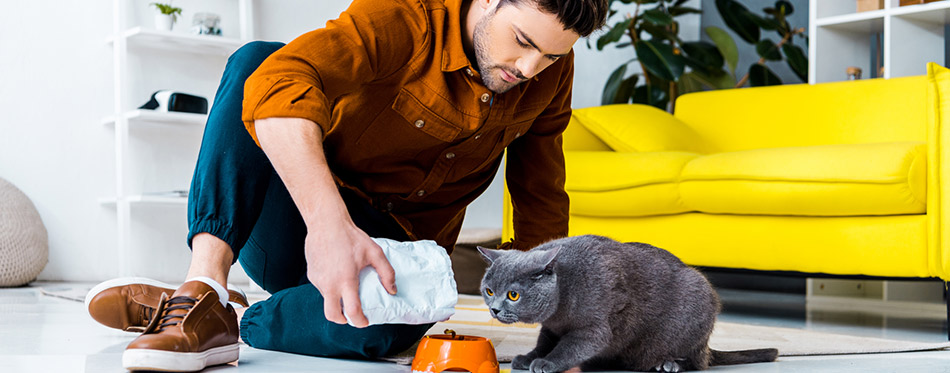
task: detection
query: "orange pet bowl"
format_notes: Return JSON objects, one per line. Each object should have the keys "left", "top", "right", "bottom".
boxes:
{"left": 411, "top": 329, "right": 499, "bottom": 373}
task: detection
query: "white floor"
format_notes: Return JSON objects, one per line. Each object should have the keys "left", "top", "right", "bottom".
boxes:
{"left": 3, "top": 283, "right": 950, "bottom": 372}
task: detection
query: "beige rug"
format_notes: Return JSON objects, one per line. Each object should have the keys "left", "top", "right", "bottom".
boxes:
{"left": 385, "top": 295, "right": 950, "bottom": 364}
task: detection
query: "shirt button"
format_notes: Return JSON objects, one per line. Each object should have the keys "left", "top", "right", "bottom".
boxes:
{"left": 414, "top": 120, "right": 425, "bottom": 128}
{"left": 466, "top": 68, "right": 474, "bottom": 77}
{"left": 480, "top": 93, "right": 490, "bottom": 103}
{"left": 416, "top": 190, "right": 426, "bottom": 197}
{"left": 445, "top": 152, "right": 456, "bottom": 159}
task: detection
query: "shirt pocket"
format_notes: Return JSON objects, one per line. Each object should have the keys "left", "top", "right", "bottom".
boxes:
{"left": 462, "top": 120, "right": 534, "bottom": 177}
{"left": 390, "top": 88, "right": 462, "bottom": 142}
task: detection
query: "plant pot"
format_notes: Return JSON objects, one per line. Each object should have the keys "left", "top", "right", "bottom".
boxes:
{"left": 154, "top": 14, "right": 175, "bottom": 31}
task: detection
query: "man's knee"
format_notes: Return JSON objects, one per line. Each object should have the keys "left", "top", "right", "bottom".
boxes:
{"left": 323, "top": 322, "right": 431, "bottom": 359}
{"left": 225, "top": 41, "right": 285, "bottom": 75}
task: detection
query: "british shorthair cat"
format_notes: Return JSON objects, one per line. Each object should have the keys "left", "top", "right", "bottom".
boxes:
{"left": 478, "top": 235, "right": 777, "bottom": 372}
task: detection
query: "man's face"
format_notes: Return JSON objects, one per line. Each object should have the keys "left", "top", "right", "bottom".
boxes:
{"left": 472, "top": 1, "right": 580, "bottom": 94}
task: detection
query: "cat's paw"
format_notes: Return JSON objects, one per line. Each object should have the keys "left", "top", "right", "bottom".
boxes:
{"left": 653, "top": 360, "right": 683, "bottom": 373}
{"left": 512, "top": 354, "right": 533, "bottom": 370}
{"left": 528, "top": 358, "right": 559, "bottom": 373}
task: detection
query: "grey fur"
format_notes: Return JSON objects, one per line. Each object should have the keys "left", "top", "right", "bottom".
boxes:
{"left": 478, "top": 235, "right": 778, "bottom": 372}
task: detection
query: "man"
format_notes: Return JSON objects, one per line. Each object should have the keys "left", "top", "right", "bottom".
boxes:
{"left": 86, "top": 0, "right": 607, "bottom": 370}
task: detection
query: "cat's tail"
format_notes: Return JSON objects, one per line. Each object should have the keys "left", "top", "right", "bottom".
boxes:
{"left": 710, "top": 348, "right": 778, "bottom": 366}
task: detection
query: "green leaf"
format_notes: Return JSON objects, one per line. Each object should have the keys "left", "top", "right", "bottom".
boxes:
{"left": 775, "top": 0, "right": 794, "bottom": 16}
{"left": 689, "top": 69, "right": 736, "bottom": 90}
{"left": 635, "top": 39, "right": 686, "bottom": 81}
{"left": 643, "top": 9, "right": 674, "bottom": 26}
{"left": 602, "top": 63, "right": 628, "bottom": 105}
{"left": 751, "top": 14, "right": 781, "bottom": 31}
{"left": 678, "top": 72, "right": 705, "bottom": 95}
{"left": 615, "top": 75, "right": 639, "bottom": 104}
{"left": 597, "top": 18, "right": 633, "bottom": 50}
{"left": 670, "top": 6, "right": 703, "bottom": 17}
{"left": 749, "top": 64, "right": 782, "bottom": 86}
{"left": 705, "top": 26, "right": 738, "bottom": 74}
{"left": 633, "top": 85, "right": 669, "bottom": 110}
{"left": 615, "top": 42, "right": 632, "bottom": 48}
{"left": 681, "top": 41, "right": 724, "bottom": 75}
{"left": 782, "top": 43, "right": 808, "bottom": 82}
{"left": 716, "top": 0, "right": 760, "bottom": 44}
{"left": 755, "top": 39, "right": 782, "bottom": 61}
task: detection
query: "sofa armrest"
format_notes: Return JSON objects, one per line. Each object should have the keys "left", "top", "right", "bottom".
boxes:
{"left": 927, "top": 63, "right": 950, "bottom": 280}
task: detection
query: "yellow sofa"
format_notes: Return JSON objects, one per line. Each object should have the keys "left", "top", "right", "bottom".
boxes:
{"left": 504, "top": 63, "right": 950, "bottom": 281}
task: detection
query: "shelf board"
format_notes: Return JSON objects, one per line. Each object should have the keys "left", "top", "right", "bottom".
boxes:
{"left": 100, "top": 195, "right": 188, "bottom": 206}
{"left": 108, "top": 26, "right": 243, "bottom": 56}
{"left": 102, "top": 109, "right": 208, "bottom": 127}
{"left": 891, "top": 1, "right": 950, "bottom": 22}
{"left": 816, "top": 10, "right": 885, "bottom": 32}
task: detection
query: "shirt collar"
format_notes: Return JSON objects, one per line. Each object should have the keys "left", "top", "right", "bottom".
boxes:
{"left": 442, "top": 0, "right": 474, "bottom": 73}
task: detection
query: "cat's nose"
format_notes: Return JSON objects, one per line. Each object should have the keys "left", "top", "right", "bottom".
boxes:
{"left": 490, "top": 308, "right": 500, "bottom": 315}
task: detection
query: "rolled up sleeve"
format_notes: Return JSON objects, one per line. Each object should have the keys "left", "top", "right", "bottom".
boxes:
{"left": 241, "top": 0, "right": 425, "bottom": 145}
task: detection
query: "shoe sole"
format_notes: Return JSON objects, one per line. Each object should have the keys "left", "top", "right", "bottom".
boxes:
{"left": 123, "top": 343, "right": 240, "bottom": 372}
{"left": 85, "top": 277, "right": 249, "bottom": 329}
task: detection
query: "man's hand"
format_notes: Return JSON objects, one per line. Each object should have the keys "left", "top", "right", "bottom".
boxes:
{"left": 305, "top": 216, "right": 397, "bottom": 328}
{"left": 254, "top": 116, "right": 397, "bottom": 328}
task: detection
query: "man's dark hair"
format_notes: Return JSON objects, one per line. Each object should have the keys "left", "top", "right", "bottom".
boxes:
{"left": 501, "top": 0, "right": 609, "bottom": 37}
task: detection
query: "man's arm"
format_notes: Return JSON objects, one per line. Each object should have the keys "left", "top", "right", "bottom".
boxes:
{"left": 505, "top": 53, "right": 574, "bottom": 250}
{"left": 255, "top": 117, "right": 395, "bottom": 328}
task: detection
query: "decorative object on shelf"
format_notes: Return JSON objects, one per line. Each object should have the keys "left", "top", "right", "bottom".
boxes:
{"left": 138, "top": 90, "right": 209, "bottom": 114}
{"left": 846, "top": 66, "right": 863, "bottom": 80}
{"left": 191, "top": 12, "right": 222, "bottom": 36}
{"left": 0, "top": 177, "right": 48, "bottom": 287}
{"left": 900, "top": 0, "right": 944, "bottom": 5}
{"left": 856, "top": 0, "right": 884, "bottom": 12}
{"left": 150, "top": 2, "right": 182, "bottom": 31}
{"left": 595, "top": 0, "right": 808, "bottom": 112}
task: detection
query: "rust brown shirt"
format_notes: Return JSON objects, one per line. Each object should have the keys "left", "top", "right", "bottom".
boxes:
{"left": 242, "top": 0, "right": 570, "bottom": 251}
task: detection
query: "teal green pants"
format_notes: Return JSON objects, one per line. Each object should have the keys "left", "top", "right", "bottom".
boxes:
{"left": 187, "top": 41, "right": 433, "bottom": 359}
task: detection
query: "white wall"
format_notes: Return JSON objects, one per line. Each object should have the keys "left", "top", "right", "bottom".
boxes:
{"left": 0, "top": 0, "right": 699, "bottom": 281}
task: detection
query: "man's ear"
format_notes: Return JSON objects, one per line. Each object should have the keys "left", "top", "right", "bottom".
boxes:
{"left": 479, "top": 0, "right": 500, "bottom": 12}
{"left": 477, "top": 246, "right": 502, "bottom": 264}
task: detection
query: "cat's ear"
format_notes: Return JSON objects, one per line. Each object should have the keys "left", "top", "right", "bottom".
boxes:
{"left": 477, "top": 246, "right": 501, "bottom": 264}
{"left": 538, "top": 246, "right": 560, "bottom": 273}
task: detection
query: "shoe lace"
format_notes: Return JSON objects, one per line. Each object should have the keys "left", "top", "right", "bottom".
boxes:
{"left": 142, "top": 304, "right": 153, "bottom": 323}
{"left": 157, "top": 296, "right": 198, "bottom": 330}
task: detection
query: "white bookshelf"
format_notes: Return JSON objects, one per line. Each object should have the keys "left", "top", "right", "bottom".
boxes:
{"left": 106, "top": 0, "right": 254, "bottom": 278}
{"left": 810, "top": 0, "right": 950, "bottom": 83}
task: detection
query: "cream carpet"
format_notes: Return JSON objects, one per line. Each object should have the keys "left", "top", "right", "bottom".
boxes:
{"left": 385, "top": 295, "right": 950, "bottom": 364}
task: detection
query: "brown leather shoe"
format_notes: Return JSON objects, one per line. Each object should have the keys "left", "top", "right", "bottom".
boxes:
{"left": 85, "top": 277, "right": 248, "bottom": 332}
{"left": 122, "top": 281, "right": 240, "bottom": 372}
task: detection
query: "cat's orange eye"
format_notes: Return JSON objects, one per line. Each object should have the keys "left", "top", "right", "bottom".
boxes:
{"left": 485, "top": 288, "right": 494, "bottom": 296}
{"left": 507, "top": 291, "right": 520, "bottom": 301}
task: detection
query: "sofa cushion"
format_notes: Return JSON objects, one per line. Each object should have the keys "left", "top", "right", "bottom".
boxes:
{"left": 679, "top": 142, "right": 927, "bottom": 216}
{"left": 565, "top": 151, "right": 699, "bottom": 217}
{"left": 572, "top": 104, "right": 705, "bottom": 153}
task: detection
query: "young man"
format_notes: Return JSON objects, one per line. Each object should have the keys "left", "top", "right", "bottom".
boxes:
{"left": 86, "top": 0, "right": 607, "bottom": 370}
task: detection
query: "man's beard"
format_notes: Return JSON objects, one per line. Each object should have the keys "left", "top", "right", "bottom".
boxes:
{"left": 472, "top": 10, "right": 524, "bottom": 94}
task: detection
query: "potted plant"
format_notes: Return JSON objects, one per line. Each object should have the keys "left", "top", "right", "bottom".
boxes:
{"left": 150, "top": 2, "right": 182, "bottom": 31}
{"left": 596, "top": 0, "right": 807, "bottom": 112}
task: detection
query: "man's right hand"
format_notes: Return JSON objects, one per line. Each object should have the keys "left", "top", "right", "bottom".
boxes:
{"left": 304, "top": 216, "right": 397, "bottom": 328}
{"left": 254, "top": 117, "right": 397, "bottom": 329}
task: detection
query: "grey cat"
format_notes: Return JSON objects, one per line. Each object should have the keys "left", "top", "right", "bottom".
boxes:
{"left": 477, "top": 235, "right": 778, "bottom": 373}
